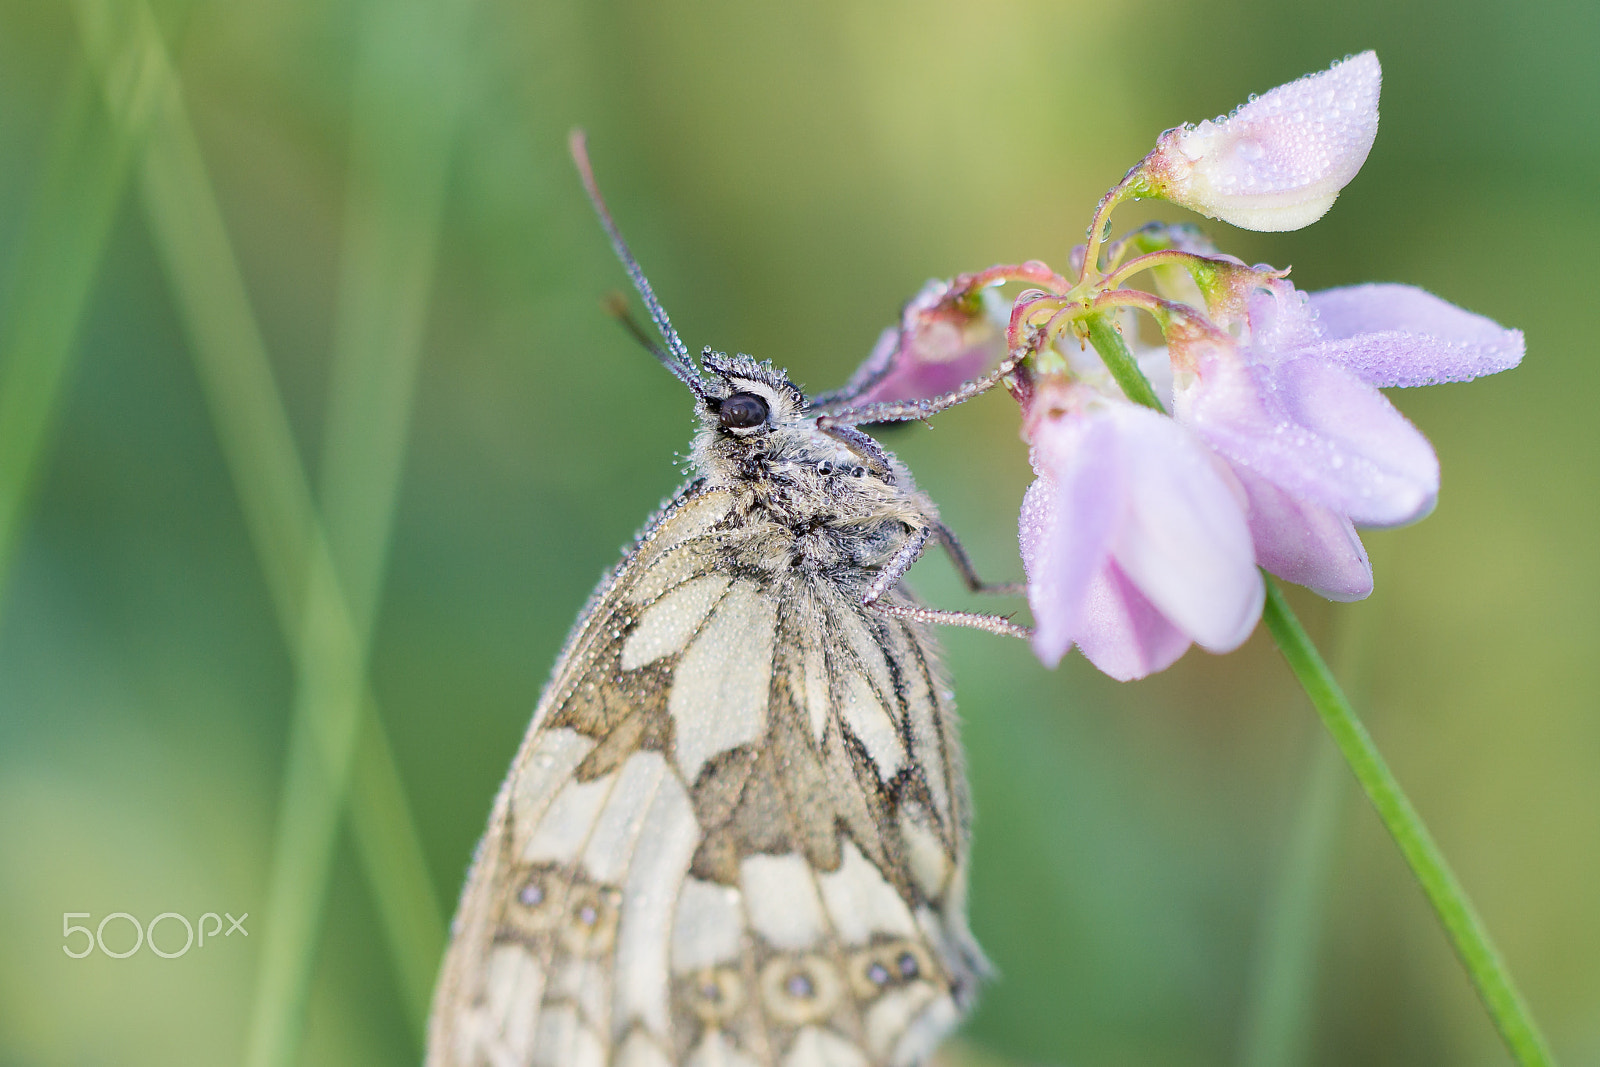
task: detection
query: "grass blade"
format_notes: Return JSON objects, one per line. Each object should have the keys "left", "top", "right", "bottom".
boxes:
{"left": 71, "top": 2, "right": 449, "bottom": 1061}
{"left": 0, "top": 61, "right": 135, "bottom": 607}
{"left": 316, "top": 0, "right": 471, "bottom": 1037}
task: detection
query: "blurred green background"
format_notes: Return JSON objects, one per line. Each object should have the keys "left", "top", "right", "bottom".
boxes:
{"left": 1, "top": 0, "right": 1595, "bottom": 1064}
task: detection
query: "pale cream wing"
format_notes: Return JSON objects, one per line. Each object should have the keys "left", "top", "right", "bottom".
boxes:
{"left": 666, "top": 585, "right": 984, "bottom": 1067}
{"left": 428, "top": 484, "right": 737, "bottom": 1066}
{"left": 428, "top": 485, "right": 983, "bottom": 1067}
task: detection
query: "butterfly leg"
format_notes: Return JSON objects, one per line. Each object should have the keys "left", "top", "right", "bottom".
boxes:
{"left": 863, "top": 527, "right": 1031, "bottom": 640}
{"left": 815, "top": 352, "right": 1021, "bottom": 429}
{"left": 932, "top": 521, "right": 1026, "bottom": 597}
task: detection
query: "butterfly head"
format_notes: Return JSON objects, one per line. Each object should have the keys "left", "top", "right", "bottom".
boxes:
{"left": 687, "top": 349, "right": 918, "bottom": 515}
{"left": 691, "top": 351, "right": 819, "bottom": 474}
{"left": 696, "top": 350, "right": 803, "bottom": 432}
{"left": 569, "top": 132, "right": 903, "bottom": 495}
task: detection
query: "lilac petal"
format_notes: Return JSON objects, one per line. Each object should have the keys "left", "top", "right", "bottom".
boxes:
{"left": 1274, "top": 356, "right": 1439, "bottom": 525}
{"left": 845, "top": 324, "right": 900, "bottom": 398}
{"left": 1232, "top": 465, "right": 1372, "bottom": 601}
{"left": 1020, "top": 414, "right": 1125, "bottom": 667}
{"left": 1244, "top": 278, "right": 1320, "bottom": 361}
{"left": 1101, "top": 404, "right": 1263, "bottom": 652}
{"left": 1307, "top": 284, "right": 1525, "bottom": 387}
{"left": 1180, "top": 345, "right": 1438, "bottom": 527}
{"left": 1148, "top": 52, "right": 1381, "bottom": 232}
{"left": 1074, "top": 562, "right": 1194, "bottom": 681}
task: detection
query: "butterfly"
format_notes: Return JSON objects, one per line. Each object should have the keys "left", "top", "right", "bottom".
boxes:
{"left": 425, "top": 132, "right": 1027, "bottom": 1067}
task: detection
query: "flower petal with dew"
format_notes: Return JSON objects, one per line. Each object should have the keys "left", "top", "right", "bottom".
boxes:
{"left": 1172, "top": 290, "right": 1440, "bottom": 529}
{"left": 1021, "top": 381, "right": 1262, "bottom": 678}
{"left": 1307, "top": 283, "right": 1524, "bottom": 386}
{"left": 1229, "top": 464, "right": 1372, "bottom": 601}
{"left": 842, "top": 279, "right": 1009, "bottom": 405}
{"left": 1171, "top": 276, "right": 1521, "bottom": 598}
{"left": 1270, "top": 355, "right": 1441, "bottom": 525}
{"left": 1141, "top": 52, "right": 1381, "bottom": 232}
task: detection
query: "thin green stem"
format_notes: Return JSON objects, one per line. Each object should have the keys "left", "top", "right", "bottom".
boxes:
{"left": 1084, "top": 313, "right": 1163, "bottom": 412}
{"left": 1261, "top": 580, "right": 1557, "bottom": 1067}
{"left": 1238, "top": 571, "right": 1389, "bottom": 1067}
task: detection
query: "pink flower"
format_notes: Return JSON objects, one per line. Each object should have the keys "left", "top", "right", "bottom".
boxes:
{"left": 1020, "top": 379, "right": 1262, "bottom": 679}
{"left": 1142, "top": 52, "right": 1381, "bottom": 231}
{"left": 1171, "top": 279, "right": 1523, "bottom": 599}
{"left": 820, "top": 49, "right": 1522, "bottom": 678}
{"left": 841, "top": 279, "right": 1008, "bottom": 405}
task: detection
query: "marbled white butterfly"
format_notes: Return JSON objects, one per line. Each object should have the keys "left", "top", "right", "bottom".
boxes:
{"left": 426, "top": 133, "right": 1027, "bottom": 1067}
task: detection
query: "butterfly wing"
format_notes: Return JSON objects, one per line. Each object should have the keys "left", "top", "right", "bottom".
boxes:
{"left": 428, "top": 484, "right": 983, "bottom": 1067}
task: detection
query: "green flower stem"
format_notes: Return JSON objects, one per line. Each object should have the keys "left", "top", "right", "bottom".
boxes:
{"left": 1261, "top": 580, "right": 1557, "bottom": 1067}
{"left": 1084, "top": 313, "right": 1163, "bottom": 411}
{"left": 1086, "top": 307, "right": 1556, "bottom": 1064}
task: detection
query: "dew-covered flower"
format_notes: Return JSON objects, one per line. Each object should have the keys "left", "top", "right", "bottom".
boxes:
{"left": 1019, "top": 378, "right": 1262, "bottom": 678}
{"left": 845, "top": 279, "right": 1009, "bottom": 404}
{"left": 1141, "top": 52, "right": 1381, "bottom": 231}
{"left": 1170, "top": 278, "right": 1523, "bottom": 599}
{"left": 830, "top": 51, "right": 1522, "bottom": 680}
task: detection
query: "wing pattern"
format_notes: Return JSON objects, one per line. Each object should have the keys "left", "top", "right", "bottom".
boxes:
{"left": 428, "top": 485, "right": 984, "bottom": 1067}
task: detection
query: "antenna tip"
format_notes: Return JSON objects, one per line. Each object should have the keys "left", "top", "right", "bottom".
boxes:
{"left": 601, "top": 290, "right": 630, "bottom": 319}
{"left": 568, "top": 129, "right": 595, "bottom": 182}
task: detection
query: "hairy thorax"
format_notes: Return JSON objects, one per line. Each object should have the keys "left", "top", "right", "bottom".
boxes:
{"left": 703, "top": 444, "right": 930, "bottom": 596}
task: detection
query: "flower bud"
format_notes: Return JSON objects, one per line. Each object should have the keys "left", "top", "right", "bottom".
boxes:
{"left": 1140, "top": 52, "right": 1381, "bottom": 232}
{"left": 851, "top": 279, "right": 1008, "bottom": 405}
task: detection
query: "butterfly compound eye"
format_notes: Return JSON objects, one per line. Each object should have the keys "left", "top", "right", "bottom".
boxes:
{"left": 718, "top": 392, "right": 769, "bottom": 430}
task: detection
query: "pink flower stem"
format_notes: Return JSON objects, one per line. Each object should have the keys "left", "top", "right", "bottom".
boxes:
{"left": 953, "top": 261, "right": 1075, "bottom": 295}
{"left": 1077, "top": 176, "right": 1135, "bottom": 284}
{"left": 1261, "top": 580, "right": 1557, "bottom": 1067}
{"left": 1009, "top": 294, "right": 1079, "bottom": 353}
{"left": 1077, "top": 159, "right": 1156, "bottom": 285}
{"left": 1101, "top": 248, "right": 1214, "bottom": 290}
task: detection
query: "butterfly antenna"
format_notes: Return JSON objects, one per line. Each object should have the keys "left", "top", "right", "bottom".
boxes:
{"left": 602, "top": 291, "right": 673, "bottom": 365}
{"left": 569, "top": 129, "right": 706, "bottom": 396}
